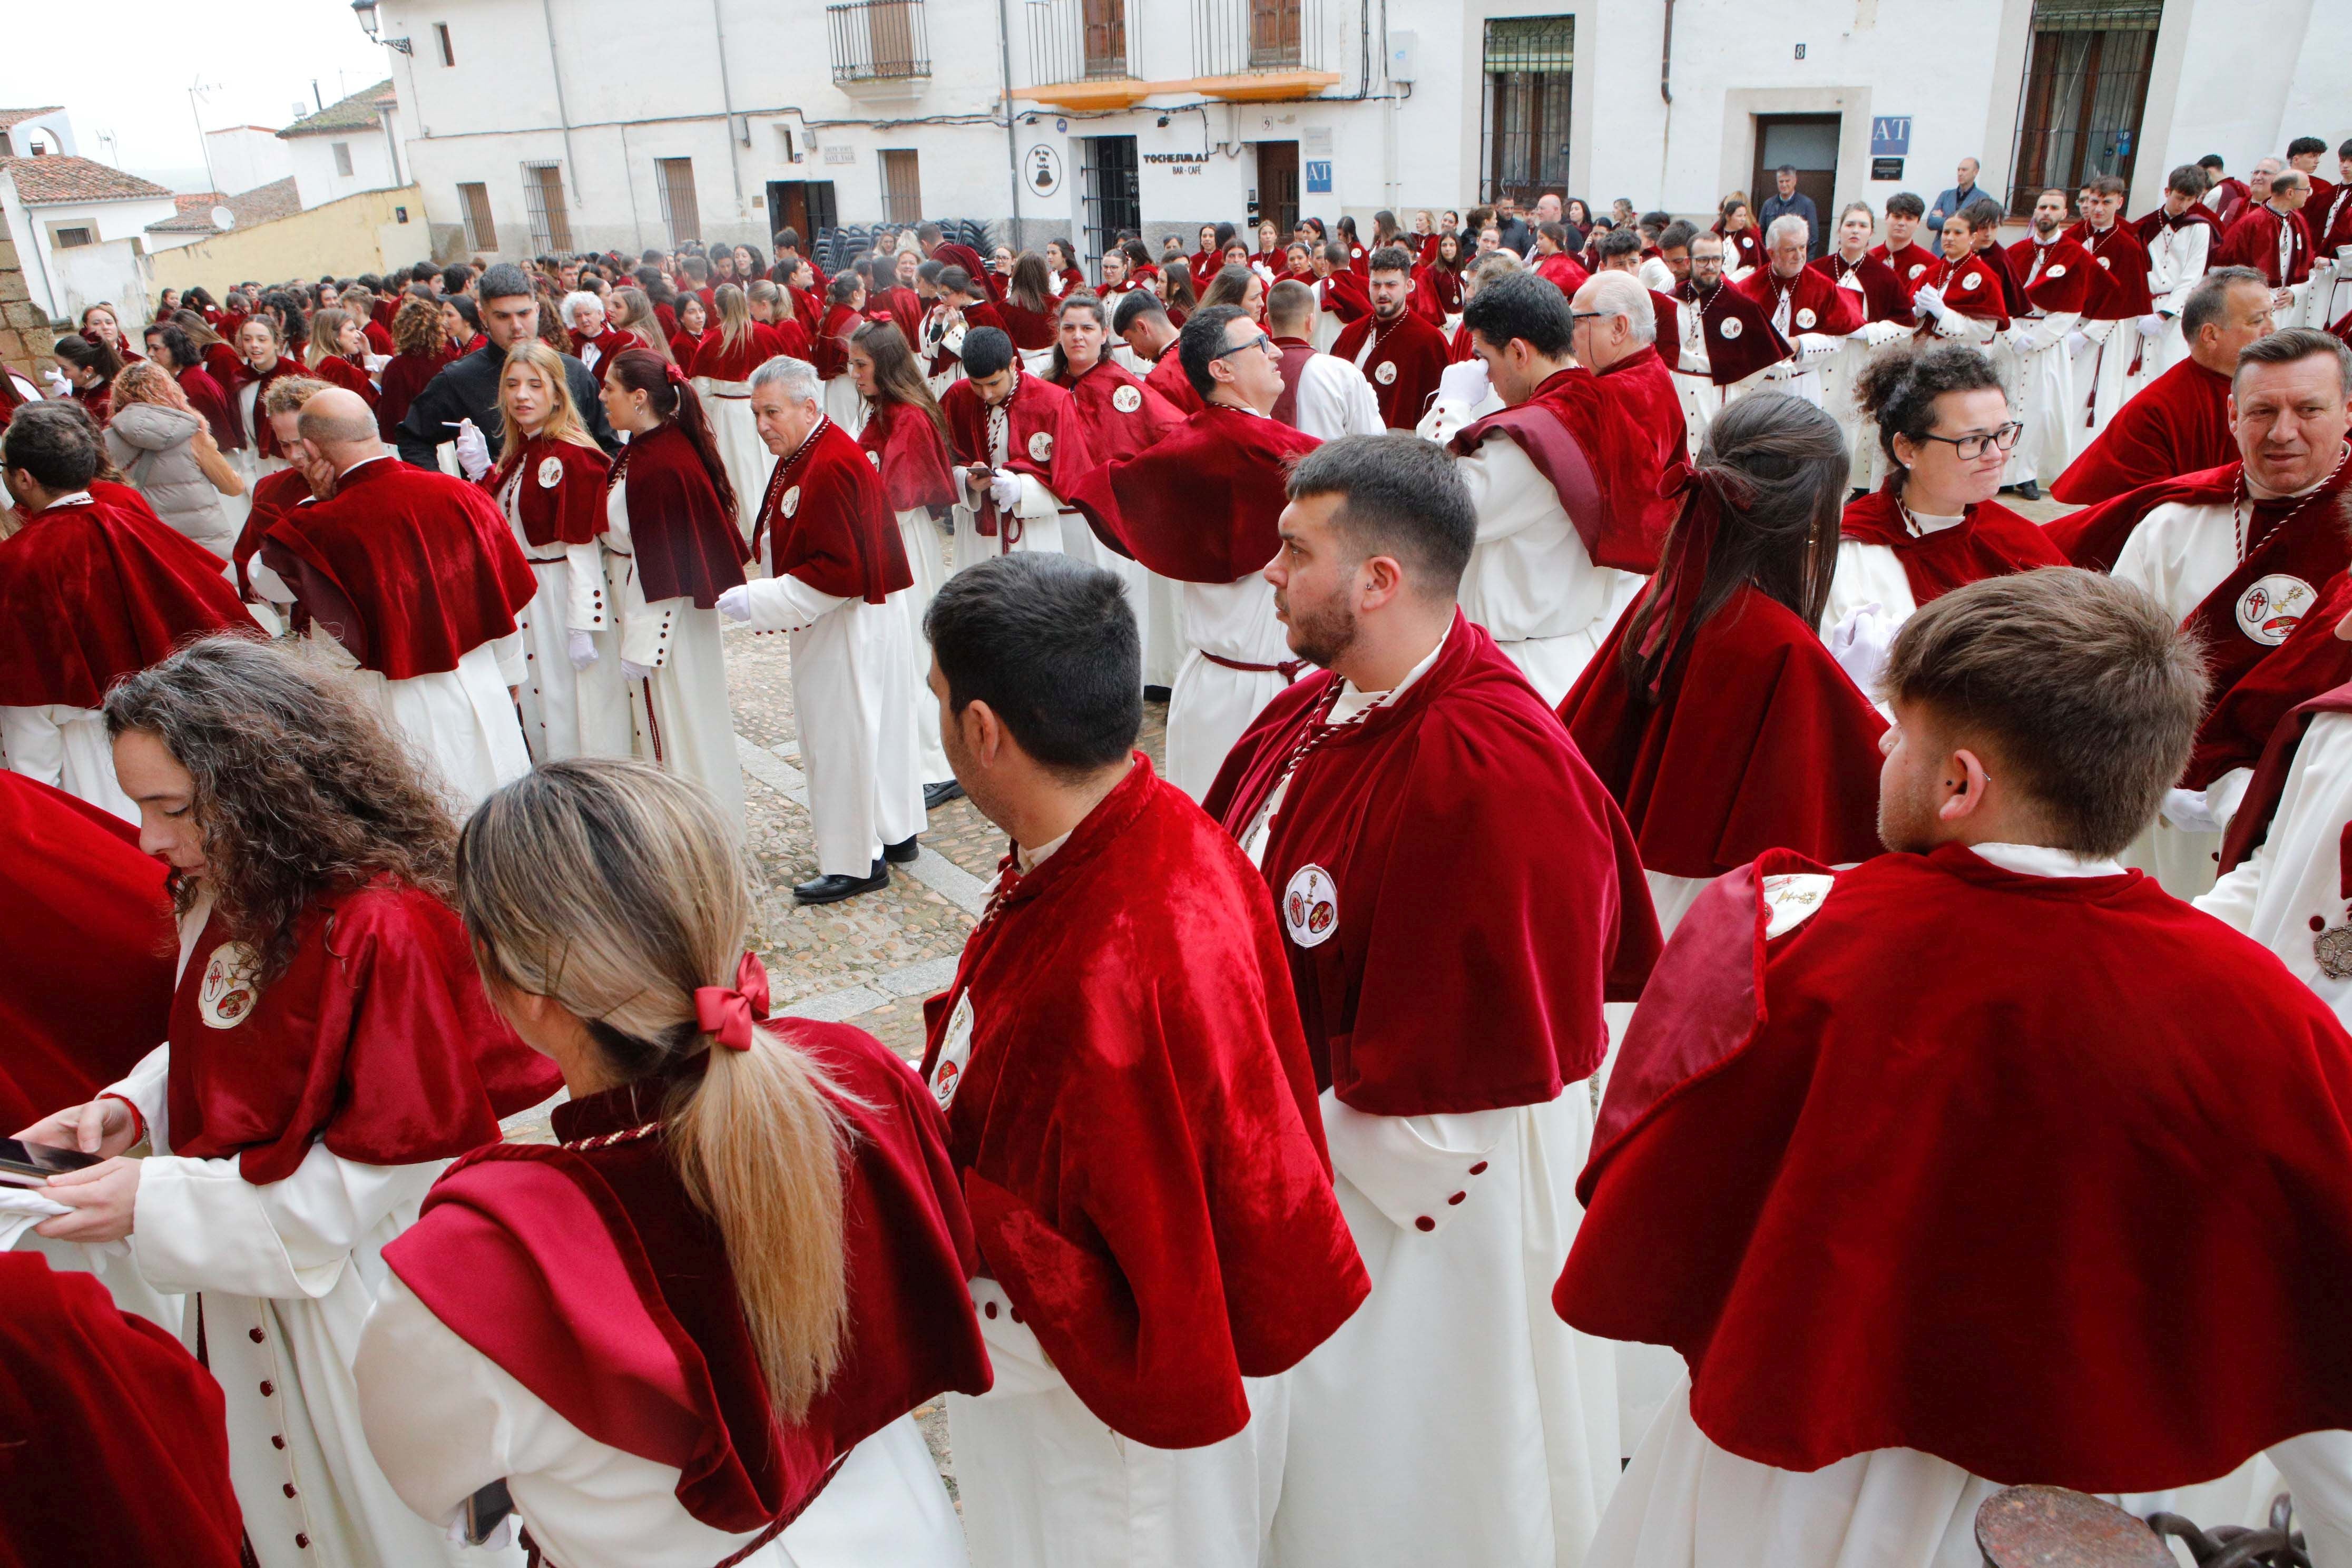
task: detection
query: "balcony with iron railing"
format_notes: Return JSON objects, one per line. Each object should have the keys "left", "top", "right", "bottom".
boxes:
{"left": 1019, "top": 0, "right": 1148, "bottom": 109}
{"left": 1011, "top": 0, "right": 1341, "bottom": 112}
{"left": 828, "top": 0, "right": 930, "bottom": 90}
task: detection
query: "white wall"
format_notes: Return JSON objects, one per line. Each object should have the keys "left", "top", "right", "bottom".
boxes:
{"left": 287, "top": 122, "right": 402, "bottom": 211}
{"left": 0, "top": 110, "right": 76, "bottom": 159}
{"left": 2, "top": 177, "right": 177, "bottom": 323}
{"left": 205, "top": 127, "right": 295, "bottom": 195}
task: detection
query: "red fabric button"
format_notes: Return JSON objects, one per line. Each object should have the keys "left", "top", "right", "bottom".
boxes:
{"left": 259, "top": 1380, "right": 275, "bottom": 1396}
{"left": 1009, "top": 1308, "right": 1023, "bottom": 1324}
{"left": 983, "top": 1300, "right": 998, "bottom": 1319}
{"left": 1468, "top": 1162, "right": 1488, "bottom": 1176}
{"left": 1447, "top": 1191, "right": 1466, "bottom": 1206}
{"left": 272, "top": 1436, "right": 286, "bottom": 1451}
{"left": 249, "top": 1327, "right": 265, "bottom": 1343}
{"left": 283, "top": 1483, "right": 297, "bottom": 1498}
{"left": 2315, "top": 916, "right": 2329, "bottom": 932}
{"left": 1414, "top": 1216, "right": 1435, "bottom": 1232}
{"left": 295, "top": 1534, "right": 309, "bottom": 1550}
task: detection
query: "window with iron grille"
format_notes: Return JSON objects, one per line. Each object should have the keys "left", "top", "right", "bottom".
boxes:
{"left": 2007, "top": 0, "right": 2160, "bottom": 215}
{"left": 333, "top": 142, "right": 354, "bottom": 177}
{"left": 879, "top": 149, "right": 923, "bottom": 224}
{"left": 1026, "top": 0, "right": 1129, "bottom": 85}
{"left": 1193, "top": 0, "right": 1324, "bottom": 79}
{"left": 1079, "top": 135, "right": 1139, "bottom": 273}
{"left": 656, "top": 158, "right": 701, "bottom": 245}
{"left": 1480, "top": 16, "right": 1574, "bottom": 208}
{"left": 458, "top": 182, "right": 497, "bottom": 252}
{"left": 828, "top": 0, "right": 929, "bottom": 82}
{"left": 51, "top": 226, "right": 93, "bottom": 249}
{"left": 523, "top": 162, "right": 573, "bottom": 253}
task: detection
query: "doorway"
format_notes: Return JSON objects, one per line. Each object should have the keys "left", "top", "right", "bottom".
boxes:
{"left": 1254, "top": 140, "right": 1299, "bottom": 238}
{"left": 1080, "top": 134, "right": 1140, "bottom": 270}
{"left": 1752, "top": 114, "right": 1840, "bottom": 254}
{"left": 765, "top": 180, "right": 838, "bottom": 244}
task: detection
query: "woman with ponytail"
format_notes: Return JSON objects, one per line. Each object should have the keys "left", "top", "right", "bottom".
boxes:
{"left": 688, "top": 283, "right": 777, "bottom": 546}
{"left": 598, "top": 347, "right": 751, "bottom": 826}
{"left": 357, "top": 758, "right": 989, "bottom": 1568}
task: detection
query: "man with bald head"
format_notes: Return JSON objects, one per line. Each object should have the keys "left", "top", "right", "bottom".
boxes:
{"left": 2218, "top": 166, "right": 2317, "bottom": 315}
{"left": 251, "top": 386, "right": 536, "bottom": 806}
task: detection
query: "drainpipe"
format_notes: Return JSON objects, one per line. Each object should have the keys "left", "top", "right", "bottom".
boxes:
{"left": 1658, "top": 0, "right": 1675, "bottom": 202}
{"left": 710, "top": 0, "right": 749, "bottom": 229}
{"left": 997, "top": 0, "right": 1022, "bottom": 247}
{"left": 538, "top": 0, "right": 584, "bottom": 208}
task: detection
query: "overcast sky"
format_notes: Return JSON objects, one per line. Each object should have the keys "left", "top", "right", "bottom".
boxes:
{"left": 2, "top": 0, "right": 391, "bottom": 180}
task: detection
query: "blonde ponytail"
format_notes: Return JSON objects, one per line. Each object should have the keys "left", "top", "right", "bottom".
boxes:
{"left": 455, "top": 758, "right": 853, "bottom": 1422}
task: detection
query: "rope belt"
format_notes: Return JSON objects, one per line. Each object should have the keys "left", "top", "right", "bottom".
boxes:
{"left": 1201, "top": 650, "right": 1310, "bottom": 682}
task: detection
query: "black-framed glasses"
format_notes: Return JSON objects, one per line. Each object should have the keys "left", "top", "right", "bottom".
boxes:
{"left": 1209, "top": 332, "right": 1281, "bottom": 362}
{"left": 1918, "top": 423, "right": 2024, "bottom": 460}
{"left": 1569, "top": 310, "right": 1604, "bottom": 324}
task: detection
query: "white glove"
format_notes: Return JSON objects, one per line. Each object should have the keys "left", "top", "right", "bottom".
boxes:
{"left": 620, "top": 657, "right": 655, "bottom": 682}
{"left": 1912, "top": 287, "right": 1946, "bottom": 322}
{"left": 1436, "top": 358, "right": 1491, "bottom": 408}
{"left": 2064, "top": 329, "right": 2091, "bottom": 356}
{"left": 2137, "top": 312, "right": 2166, "bottom": 341}
{"left": 42, "top": 367, "right": 71, "bottom": 397}
{"left": 2008, "top": 325, "right": 2048, "bottom": 356}
{"left": 716, "top": 584, "right": 752, "bottom": 623}
{"left": 987, "top": 469, "right": 1023, "bottom": 511}
{"left": 566, "top": 629, "right": 597, "bottom": 670}
{"left": 2160, "top": 787, "right": 2223, "bottom": 834}
{"left": 452, "top": 417, "right": 492, "bottom": 481}
{"left": 1826, "top": 601, "right": 1899, "bottom": 698}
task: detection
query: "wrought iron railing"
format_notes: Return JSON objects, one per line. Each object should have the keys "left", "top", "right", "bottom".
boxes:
{"left": 1026, "top": 0, "right": 1135, "bottom": 83}
{"left": 827, "top": 0, "right": 930, "bottom": 83}
{"left": 1191, "top": 0, "right": 1328, "bottom": 77}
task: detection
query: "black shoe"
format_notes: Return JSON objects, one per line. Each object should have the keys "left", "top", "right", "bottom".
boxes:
{"left": 1143, "top": 685, "right": 1173, "bottom": 704}
{"left": 793, "top": 861, "right": 888, "bottom": 904}
{"left": 883, "top": 835, "right": 920, "bottom": 864}
{"left": 923, "top": 779, "right": 965, "bottom": 809}
{"left": 2013, "top": 479, "right": 2041, "bottom": 501}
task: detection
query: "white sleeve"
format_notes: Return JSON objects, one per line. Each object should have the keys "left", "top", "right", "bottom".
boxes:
{"left": 1320, "top": 1090, "right": 1513, "bottom": 1237}
{"left": 0, "top": 706, "right": 66, "bottom": 788}
{"left": 248, "top": 557, "right": 299, "bottom": 605}
{"left": 2155, "top": 228, "right": 2210, "bottom": 315}
{"left": 2192, "top": 839, "right": 2265, "bottom": 933}
{"left": 100, "top": 1044, "right": 173, "bottom": 1139}
{"left": 1014, "top": 474, "right": 1062, "bottom": 519}
{"left": 2265, "top": 1430, "right": 2352, "bottom": 1568}
{"left": 1452, "top": 436, "right": 1554, "bottom": 547}
{"left": 736, "top": 573, "right": 849, "bottom": 635}
{"left": 491, "top": 630, "right": 525, "bottom": 687}
{"left": 1295, "top": 358, "right": 1382, "bottom": 441}
{"left": 128, "top": 1140, "right": 441, "bottom": 1299}
{"left": 2206, "top": 766, "right": 2254, "bottom": 831}
{"left": 356, "top": 1273, "right": 529, "bottom": 1526}
{"left": 565, "top": 543, "right": 608, "bottom": 632}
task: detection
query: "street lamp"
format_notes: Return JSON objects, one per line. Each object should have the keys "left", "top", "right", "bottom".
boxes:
{"left": 351, "top": 0, "right": 414, "bottom": 54}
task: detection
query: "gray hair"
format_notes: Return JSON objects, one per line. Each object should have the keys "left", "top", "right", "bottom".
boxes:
{"left": 1765, "top": 214, "right": 1811, "bottom": 250}
{"left": 2253, "top": 156, "right": 2286, "bottom": 176}
{"left": 477, "top": 262, "right": 533, "bottom": 303}
{"left": 751, "top": 355, "right": 822, "bottom": 405}
{"left": 560, "top": 290, "right": 601, "bottom": 326}
{"left": 2182, "top": 266, "right": 2269, "bottom": 340}
{"left": 2233, "top": 327, "right": 2352, "bottom": 399}
{"left": 1584, "top": 270, "right": 1656, "bottom": 345}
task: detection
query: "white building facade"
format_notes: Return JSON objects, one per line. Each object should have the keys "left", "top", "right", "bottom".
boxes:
{"left": 0, "top": 154, "right": 175, "bottom": 328}
{"left": 280, "top": 81, "right": 409, "bottom": 212}
{"left": 205, "top": 126, "right": 298, "bottom": 198}
{"left": 361, "top": 0, "right": 2348, "bottom": 267}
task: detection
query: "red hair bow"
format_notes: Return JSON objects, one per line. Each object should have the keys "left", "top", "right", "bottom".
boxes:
{"left": 693, "top": 952, "right": 772, "bottom": 1051}
{"left": 665, "top": 361, "right": 689, "bottom": 386}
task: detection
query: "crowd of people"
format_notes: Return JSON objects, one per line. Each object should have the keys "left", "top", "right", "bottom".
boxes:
{"left": 6, "top": 129, "right": 2352, "bottom": 1568}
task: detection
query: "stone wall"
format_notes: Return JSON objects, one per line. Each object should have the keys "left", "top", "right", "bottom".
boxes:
{"left": 0, "top": 224, "right": 61, "bottom": 385}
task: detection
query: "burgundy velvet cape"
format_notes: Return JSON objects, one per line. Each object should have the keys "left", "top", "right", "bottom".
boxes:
{"left": 751, "top": 417, "right": 913, "bottom": 605}
{"left": 1915, "top": 253, "right": 2012, "bottom": 329}
{"left": 386, "top": 1023, "right": 992, "bottom": 1535}
{"left": 2184, "top": 570, "right": 2352, "bottom": 791}
{"left": 1204, "top": 614, "right": 1662, "bottom": 1114}
{"left": 1453, "top": 365, "right": 1671, "bottom": 574}
{"left": 0, "top": 488, "right": 249, "bottom": 709}
{"left": 160, "top": 876, "right": 560, "bottom": 1183}
{"left": 2218, "top": 204, "right": 2314, "bottom": 286}
{"left": 857, "top": 398, "right": 959, "bottom": 515}
{"left": 1559, "top": 580, "right": 1887, "bottom": 883}
{"left": 233, "top": 465, "right": 316, "bottom": 601}
{"left": 1809, "top": 251, "right": 1914, "bottom": 325}
{"left": 918, "top": 757, "right": 1369, "bottom": 1447}
{"left": 609, "top": 418, "right": 751, "bottom": 608}
{"left": 0, "top": 1253, "right": 243, "bottom": 1568}
{"left": 174, "top": 362, "right": 237, "bottom": 450}
{"left": 1733, "top": 265, "right": 1864, "bottom": 338}
{"left": 233, "top": 357, "right": 302, "bottom": 456}
{"left": 1867, "top": 240, "right": 1940, "bottom": 299}
{"left": 1066, "top": 403, "right": 1318, "bottom": 583}
{"left": 2050, "top": 357, "right": 2236, "bottom": 505}
{"left": 1330, "top": 306, "right": 1453, "bottom": 431}
{"left": 0, "top": 772, "right": 174, "bottom": 1135}
{"left": 1600, "top": 351, "right": 1692, "bottom": 531}
{"left": 1838, "top": 483, "right": 2068, "bottom": 606}
{"left": 1557, "top": 845, "right": 2352, "bottom": 1492}
{"left": 484, "top": 434, "right": 610, "bottom": 548}
{"left": 1670, "top": 280, "right": 1792, "bottom": 383}
{"left": 2065, "top": 223, "right": 2158, "bottom": 317}
{"left": 2219, "top": 679, "right": 2352, "bottom": 874}
{"left": 1143, "top": 348, "right": 1208, "bottom": 415}
{"left": 1054, "top": 356, "right": 1187, "bottom": 462}
{"left": 260, "top": 457, "right": 536, "bottom": 679}
{"left": 2005, "top": 233, "right": 2096, "bottom": 313}
{"left": 939, "top": 370, "right": 1096, "bottom": 542}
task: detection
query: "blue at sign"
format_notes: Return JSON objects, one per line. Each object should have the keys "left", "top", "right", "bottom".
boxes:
{"left": 1305, "top": 160, "right": 1333, "bottom": 193}
{"left": 1870, "top": 116, "right": 1912, "bottom": 157}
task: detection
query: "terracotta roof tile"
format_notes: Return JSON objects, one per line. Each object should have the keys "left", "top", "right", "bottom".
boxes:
{"left": 0, "top": 107, "right": 66, "bottom": 131}
{"left": 1, "top": 155, "right": 175, "bottom": 205}
{"left": 277, "top": 80, "right": 395, "bottom": 138}
{"left": 145, "top": 177, "right": 302, "bottom": 233}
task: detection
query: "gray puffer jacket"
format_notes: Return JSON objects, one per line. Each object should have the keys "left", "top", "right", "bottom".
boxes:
{"left": 103, "top": 401, "right": 236, "bottom": 557}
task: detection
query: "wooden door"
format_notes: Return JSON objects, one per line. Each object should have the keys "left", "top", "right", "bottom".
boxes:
{"left": 1256, "top": 141, "right": 1299, "bottom": 236}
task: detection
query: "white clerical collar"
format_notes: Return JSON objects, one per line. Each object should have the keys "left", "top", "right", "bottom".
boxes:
{"left": 1970, "top": 841, "right": 2125, "bottom": 878}
{"left": 1212, "top": 398, "right": 1269, "bottom": 419}
{"left": 1015, "top": 828, "right": 1073, "bottom": 874}
{"left": 45, "top": 489, "right": 95, "bottom": 508}
{"left": 1331, "top": 620, "right": 1450, "bottom": 725}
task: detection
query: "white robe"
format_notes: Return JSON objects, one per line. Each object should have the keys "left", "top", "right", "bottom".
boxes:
{"left": 496, "top": 466, "right": 631, "bottom": 764}
{"left": 358, "top": 1275, "right": 968, "bottom": 1568}
{"left": 735, "top": 543, "right": 924, "bottom": 877}
{"left": 893, "top": 504, "right": 955, "bottom": 785}
{"left": 2197, "top": 709, "right": 2352, "bottom": 1028}
{"left": 1286, "top": 350, "right": 1385, "bottom": 440}
{"left": 88, "top": 906, "right": 520, "bottom": 1568}
{"left": 605, "top": 480, "right": 746, "bottom": 828}
{"left": 1, "top": 701, "right": 136, "bottom": 820}
{"left": 950, "top": 409, "right": 1066, "bottom": 572}
{"left": 696, "top": 376, "right": 777, "bottom": 564}
{"left": 1164, "top": 573, "right": 1292, "bottom": 801}
{"left": 2136, "top": 219, "right": 2213, "bottom": 389}
{"left": 1820, "top": 508, "right": 1969, "bottom": 632}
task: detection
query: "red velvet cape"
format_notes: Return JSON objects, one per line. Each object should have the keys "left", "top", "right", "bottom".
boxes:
{"left": 2218, "top": 204, "right": 2314, "bottom": 286}
{"left": 313, "top": 352, "right": 379, "bottom": 409}
{"left": 919, "top": 757, "right": 1366, "bottom": 1446}
{"left": 2006, "top": 233, "right": 2095, "bottom": 313}
{"left": 2050, "top": 358, "right": 2236, "bottom": 505}
{"left": 1054, "top": 357, "right": 1187, "bottom": 462}
{"left": 165, "top": 876, "right": 560, "bottom": 1184}
{"left": 689, "top": 327, "right": 774, "bottom": 383}
{"left": 1454, "top": 365, "right": 1671, "bottom": 574}
{"left": 1838, "top": 483, "right": 2068, "bottom": 605}
{"left": 385, "top": 1023, "right": 991, "bottom": 1534}
{"left": 940, "top": 370, "right": 1096, "bottom": 541}
{"left": 0, "top": 773, "right": 174, "bottom": 1135}
{"left": 1809, "top": 252, "right": 1913, "bottom": 325}
{"left": 1600, "top": 352, "right": 1692, "bottom": 533}
{"left": 2139, "top": 203, "right": 2227, "bottom": 252}
{"left": 1916, "top": 252, "right": 2012, "bottom": 329}
{"left": 1330, "top": 307, "right": 1452, "bottom": 430}
{"left": 752, "top": 417, "right": 913, "bottom": 605}
{"left": 175, "top": 362, "right": 238, "bottom": 450}
{"left": 1559, "top": 567, "right": 1887, "bottom": 881}
{"left": 1066, "top": 403, "right": 1316, "bottom": 583}
{"left": 1733, "top": 265, "right": 1863, "bottom": 338}
{"left": 1867, "top": 240, "right": 1940, "bottom": 299}
{"left": 260, "top": 457, "right": 536, "bottom": 678}
{"left": 0, "top": 1254, "right": 243, "bottom": 1567}
{"left": 233, "top": 465, "right": 315, "bottom": 601}
{"left": 485, "top": 434, "right": 610, "bottom": 548}
{"left": 857, "top": 398, "right": 959, "bottom": 515}
{"left": 1556, "top": 845, "right": 2352, "bottom": 1492}
{"left": 1535, "top": 250, "right": 1590, "bottom": 296}
{"left": 609, "top": 419, "right": 750, "bottom": 607}
{"left": 1205, "top": 614, "right": 1662, "bottom": 1113}
{"left": 2219, "top": 680, "right": 2352, "bottom": 874}
{"left": 1672, "top": 281, "right": 1792, "bottom": 383}
{"left": 2184, "top": 569, "right": 2352, "bottom": 790}
{"left": 1143, "top": 348, "right": 1207, "bottom": 415}
{"left": 2067, "top": 223, "right": 2158, "bottom": 317}
{"left": 0, "top": 489, "right": 249, "bottom": 709}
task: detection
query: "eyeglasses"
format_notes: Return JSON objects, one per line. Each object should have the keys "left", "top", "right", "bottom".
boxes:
{"left": 1569, "top": 311, "right": 1604, "bottom": 324}
{"left": 1209, "top": 333, "right": 1280, "bottom": 362}
{"left": 1918, "top": 423, "right": 2024, "bottom": 460}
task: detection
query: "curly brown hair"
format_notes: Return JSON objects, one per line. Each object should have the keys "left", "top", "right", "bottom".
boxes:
{"left": 103, "top": 634, "right": 461, "bottom": 984}
{"left": 391, "top": 295, "right": 445, "bottom": 358}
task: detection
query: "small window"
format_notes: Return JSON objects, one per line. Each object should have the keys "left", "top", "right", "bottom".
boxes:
{"left": 655, "top": 158, "right": 701, "bottom": 246}
{"left": 332, "top": 141, "right": 354, "bottom": 177}
{"left": 435, "top": 23, "right": 456, "bottom": 66}
{"left": 458, "top": 182, "right": 497, "bottom": 252}
{"left": 52, "top": 226, "right": 93, "bottom": 249}
{"left": 523, "top": 162, "right": 573, "bottom": 253}
{"left": 879, "top": 149, "right": 923, "bottom": 223}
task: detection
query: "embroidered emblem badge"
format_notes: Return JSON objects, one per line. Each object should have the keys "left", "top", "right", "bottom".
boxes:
{"left": 781, "top": 485, "right": 801, "bottom": 518}
{"left": 1719, "top": 316, "right": 1743, "bottom": 340}
{"left": 2236, "top": 574, "right": 2315, "bottom": 646}
{"left": 930, "top": 992, "right": 975, "bottom": 1110}
{"left": 1374, "top": 360, "right": 1398, "bottom": 385}
{"left": 1027, "top": 430, "right": 1053, "bottom": 462}
{"left": 2046, "top": 263, "right": 2067, "bottom": 278}
{"left": 1796, "top": 308, "right": 1817, "bottom": 329}
{"left": 199, "top": 941, "right": 262, "bottom": 1029}
{"left": 536, "top": 455, "right": 564, "bottom": 488}
{"left": 1760, "top": 874, "right": 1836, "bottom": 940}
{"left": 1282, "top": 864, "right": 1340, "bottom": 948}
{"left": 1111, "top": 384, "right": 1142, "bottom": 413}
